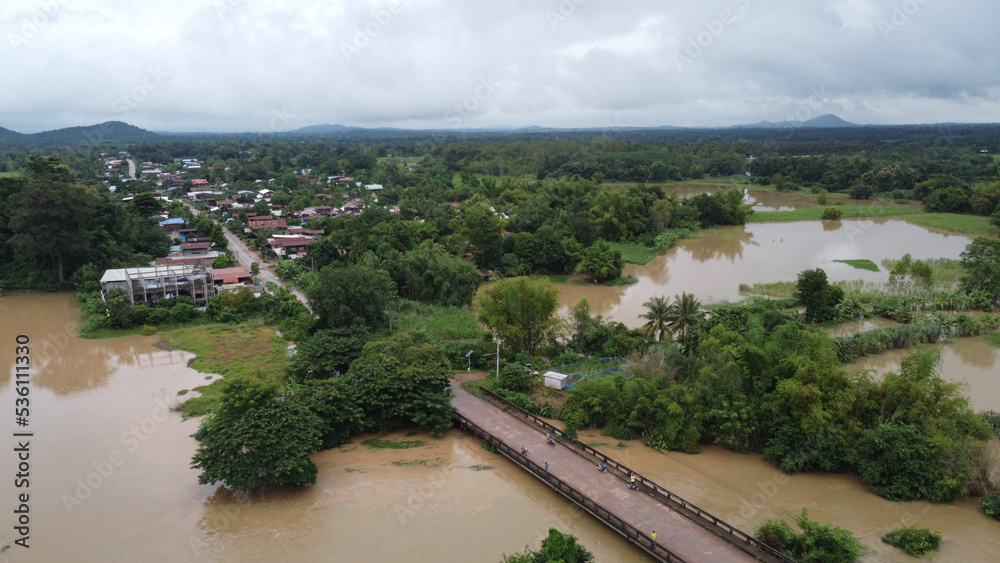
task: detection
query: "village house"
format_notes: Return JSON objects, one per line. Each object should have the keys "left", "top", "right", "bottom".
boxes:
{"left": 100, "top": 264, "right": 213, "bottom": 306}
{"left": 268, "top": 236, "right": 317, "bottom": 258}
{"left": 159, "top": 217, "right": 187, "bottom": 232}
{"left": 298, "top": 206, "right": 334, "bottom": 218}
{"left": 342, "top": 199, "right": 363, "bottom": 214}
{"left": 287, "top": 226, "right": 324, "bottom": 236}
{"left": 211, "top": 266, "right": 253, "bottom": 287}
{"left": 179, "top": 241, "right": 212, "bottom": 256}
{"left": 248, "top": 218, "right": 288, "bottom": 233}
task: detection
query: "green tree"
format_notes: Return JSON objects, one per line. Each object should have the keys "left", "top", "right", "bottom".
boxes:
{"left": 755, "top": 508, "right": 861, "bottom": 563}
{"left": 6, "top": 155, "right": 99, "bottom": 282}
{"left": 666, "top": 292, "right": 705, "bottom": 351}
{"left": 796, "top": 268, "right": 843, "bottom": 323}
{"left": 461, "top": 201, "right": 504, "bottom": 270}
{"left": 497, "top": 362, "right": 531, "bottom": 393}
{"left": 344, "top": 331, "right": 454, "bottom": 436}
{"left": 306, "top": 263, "right": 397, "bottom": 330}
{"left": 575, "top": 240, "right": 623, "bottom": 283}
{"left": 500, "top": 528, "right": 594, "bottom": 563}
{"left": 250, "top": 262, "right": 260, "bottom": 276}
{"left": 210, "top": 222, "right": 228, "bottom": 249}
{"left": 286, "top": 326, "right": 371, "bottom": 381}
{"left": 959, "top": 238, "right": 1000, "bottom": 304}
{"left": 640, "top": 295, "right": 670, "bottom": 342}
{"left": 190, "top": 378, "right": 323, "bottom": 491}
{"left": 820, "top": 207, "right": 842, "bottom": 220}
{"left": 478, "top": 276, "right": 561, "bottom": 356}
{"left": 130, "top": 191, "right": 163, "bottom": 217}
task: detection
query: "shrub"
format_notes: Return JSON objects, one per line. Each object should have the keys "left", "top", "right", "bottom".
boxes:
{"left": 821, "top": 207, "right": 843, "bottom": 220}
{"left": 982, "top": 492, "right": 1000, "bottom": 521}
{"left": 755, "top": 508, "right": 861, "bottom": 563}
{"left": 881, "top": 527, "right": 941, "bottom": 556}
{"left": 139, "top": 325, "right": 157, "bottom": 336}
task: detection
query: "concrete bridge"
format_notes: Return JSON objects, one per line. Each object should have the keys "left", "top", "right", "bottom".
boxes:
{"left": 451, "top": 380, "right": 794, "bottom": 563}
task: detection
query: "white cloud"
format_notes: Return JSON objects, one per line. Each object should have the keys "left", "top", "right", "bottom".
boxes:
{"left": 1, "top": 0, "right": 998, "bottom": 132}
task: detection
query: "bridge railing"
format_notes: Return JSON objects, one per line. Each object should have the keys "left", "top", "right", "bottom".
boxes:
{"left": 479, "top": 387, "right": 795, "bottom": 563}
{"left": 455, "top": 412, "right": 688, "bottom": 563}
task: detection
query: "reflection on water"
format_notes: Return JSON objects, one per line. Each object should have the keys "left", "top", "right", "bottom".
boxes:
{"left": 849, "top": 337, "right": 1000, "bottom": 412}
{"left": 558, "top": 220, "right": 972, "bottom": 328}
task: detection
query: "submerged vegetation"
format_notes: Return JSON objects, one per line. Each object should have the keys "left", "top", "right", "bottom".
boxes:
{"left": 833, "top": 259, "right": 879, "bottom": 272}
{"left": 755, "top": 508, "right": 861, "bottom": 563}
{"left": 881, "top": 527, "right": 942, "bottom": 556}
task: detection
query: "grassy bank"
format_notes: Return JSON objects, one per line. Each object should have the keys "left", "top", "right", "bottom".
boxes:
{"left": 161, "top": 321, "right": 291, "bottom": 417}
{"left": 749, "top": 204, "right": 923, "bottom": 223}
{"left": 607, "top": 241, "right": 656, "bottom": 265}
{"left": 901, "top": 213, "right": 996, "bottom": 236}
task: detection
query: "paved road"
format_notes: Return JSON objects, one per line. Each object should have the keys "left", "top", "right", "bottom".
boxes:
{"left": 185, "top": 203, "right": 310, "bottom": 309}
{"left": 451, "top": 381, "right": 753, "bottom": 563}
{"left": 126, "top": 158, "right": 136, "bottom": 180}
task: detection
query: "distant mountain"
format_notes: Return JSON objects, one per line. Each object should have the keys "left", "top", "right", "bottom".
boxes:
{"left": 737, "top": 120, "right": 802, "bottom": 129}
{"left": 801, "top": 114, "right": 858, "bottom": 128}
{"left": 28, "top": 121, "right": 161, "bottom": 145}
{"left": 286, "top": 123, "right": 355, "bottom": 135}
{"left": 734, "top": 114, "right": 858, "bottom": 129}
{"left": 0, "top": 126, "right": 27, "bottom": 142}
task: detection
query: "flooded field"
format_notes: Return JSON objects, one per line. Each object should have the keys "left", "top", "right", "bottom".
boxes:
{"left": 557, "top": 219, "right": 972, "bottom": 327}
{"left": 849, "top": 335, "right": 1000, "bottom": 412}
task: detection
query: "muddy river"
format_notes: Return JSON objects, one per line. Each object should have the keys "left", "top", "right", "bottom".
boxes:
{"left": 557, "top": 219, "right": 972, "bottom": 328}
{"left": 849, "top": 336, "right": 1000, "bottom": 413}
{"left": 2, "top": 290, "right": 999, "bottom": 562}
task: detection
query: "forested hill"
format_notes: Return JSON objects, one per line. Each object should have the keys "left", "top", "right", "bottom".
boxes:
{"left": 0, "top": 121, "right": 161, "bottom": 148}
{"left": 30, "top": 121, "right": 161, "bottom": 146}
{"left": 0, "top": 126, "right": 27, "bottom": 143}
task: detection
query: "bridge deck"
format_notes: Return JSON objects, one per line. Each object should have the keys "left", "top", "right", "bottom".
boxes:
{"left": 451, "top": 381, "right": 756, "bottom": 563}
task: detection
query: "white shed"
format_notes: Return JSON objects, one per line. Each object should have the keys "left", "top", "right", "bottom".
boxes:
{"left": 543, "top": 371, "right": 570, "bottom": 390}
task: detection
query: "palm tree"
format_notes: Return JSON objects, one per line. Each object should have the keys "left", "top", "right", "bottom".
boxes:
{"left": 666, "top": 292, "right": 705, "bottom": 352}
{"left": 640, "top": 295, "right": 670, "bottom": 342}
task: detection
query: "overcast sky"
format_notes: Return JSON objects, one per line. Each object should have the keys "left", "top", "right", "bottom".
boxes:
{"left": 2, "top": 0, "right": 999, "bottom": 133}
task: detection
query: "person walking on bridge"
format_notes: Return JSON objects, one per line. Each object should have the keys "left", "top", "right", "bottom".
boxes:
{"left": 651, "top": 531, "right": 657, "bottom": 541}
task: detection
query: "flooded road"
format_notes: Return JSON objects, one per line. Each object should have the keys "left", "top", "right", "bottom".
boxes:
{"left": 2, "top": 293, "right": 998, "bottom": 562}
{"left": 558, "top": 219, "right": 972, "bottom": 328}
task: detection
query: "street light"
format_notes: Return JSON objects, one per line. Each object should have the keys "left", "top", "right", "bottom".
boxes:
{"left": 465, "top": 349, "right": 474, "bottom": 372}
{"left": 481, "top": 339, "right": 500, "bottom": 382}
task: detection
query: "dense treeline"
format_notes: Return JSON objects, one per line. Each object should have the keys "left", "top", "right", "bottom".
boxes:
{"left": 563, "top": 299, "right": 995, "bottom": 503}
{"left": 6, "top": 122, "right": 1000, "bottom": 289}
{"left": 0, "top": 156, "right": 170, "bottom": 289}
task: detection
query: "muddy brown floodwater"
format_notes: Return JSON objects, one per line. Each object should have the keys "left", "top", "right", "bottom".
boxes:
{"left": 0, "top": 294, "right": 651, "bottom": 562}
{"left": 3, "top": 293, "right": 999, "bottom": 562}
{"left": 849, "top": 336, "right": 1000, "bottom": 412}
{"left": 557, "top": 219, "right": 972, "bottom": 328}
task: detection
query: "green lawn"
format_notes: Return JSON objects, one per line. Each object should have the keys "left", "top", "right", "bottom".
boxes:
{"left": 606, "top": 241, "right": 656, "bottom": 265}
{"left": 0, "top": 172, "right": 20, "bottom": 178}
{"left": 161, "top": 322, "right": 291, "bottom": 417}
{"left": 901, "top": 213, "right": 996, "bottom": 236}
{"left": 749, "top": 204, "right": 923, "bottom": 223}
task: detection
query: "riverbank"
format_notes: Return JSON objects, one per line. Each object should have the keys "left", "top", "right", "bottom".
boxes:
{"left": 160, "top": 321, "right": 292, "bottom": 417}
